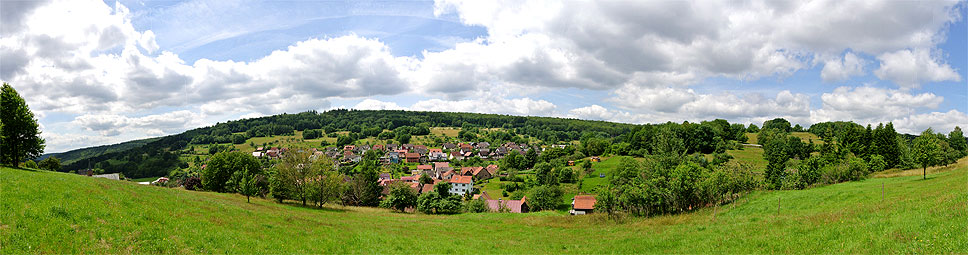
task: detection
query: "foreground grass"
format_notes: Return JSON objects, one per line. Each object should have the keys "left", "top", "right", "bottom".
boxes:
{"left": 2, "top": 159, "right": 966, "bottom": 253}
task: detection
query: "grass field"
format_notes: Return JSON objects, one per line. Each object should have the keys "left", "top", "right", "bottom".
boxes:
{"left": 2, "top": 157, "right": 967, "bottom": 253}
{"left": 746, "top": 132, "right": 824, "bottom": 145}
{"left": 727, "top": 146, "right": 768, "bottom": 172}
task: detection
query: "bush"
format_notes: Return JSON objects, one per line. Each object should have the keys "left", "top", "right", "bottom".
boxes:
{"left": 527, "top": 185, "right": 562, "bottom": 211}
{"left": 382, "top": 182, "right": 418, "bottom": 212}
{"left": 183, "top": 177, "right": 202, "bottom": 190}
{"left": 23, "top": 160, "right": 38, "bottom": 169}
{"left": 711, "top": 152, "right": 733, "bottom": 166}
{"left": 38, "top": 156, "right": 61, "bottom": 171}
{"left": 464, "top": 199, "right": 490, "bottom": 213}
{"left": 822, "top": 157, "right": 869, "bottom": 183}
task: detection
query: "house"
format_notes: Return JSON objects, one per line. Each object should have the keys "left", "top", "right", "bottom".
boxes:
{"left": 433, "top": 162, "right": 450, "bottom": 170}
{"left": 461, "top": 166, "right": 482, "bottom": 176}
{"left": 428, "top": 148, "right": 447, "bottom": 161}
{"left": 442, "top": 143, "right": 457, "bottom": 150}
{"left": 373, "top": 144, "right": 385, "bottom": 151}
{"left": 252, "top": 151, "right": 264, "bottom": 158}
{"left": 570, "top": 195, "right": 597, "bottom": 215}
{"left": 591, "top": 156, "right": 601, "bottom": 162}
{"left": 441, "top": 169, "right": 457, "bottom": 180}
{"left": 484, "top": 164, "right": 499, "bottom": 177}
{"left": 486, "top": 196, "right": 528, "bottom": 213}
{"left": 343, "top": 145, "right": 356, "bottom": 152}
{"left": 448, "top": 175, "right": 474, "bottom": 196}
{"left": 405, "top": 153, "right": 421, "bottom": 163}
{"left": 436, "top": 166, "right": 454, "bottom": 176}
{"left": 478, "top": 148, "right": 491, "bottom": 159}
{"left": 413, "top": 145, "right": 429, "bottom": 155}
{"left": 417, "top": 165, "right": 433, "bottom": 177}
{"left": 473, "top": 191, "right": 493, "bottom": 200}
{"left": 378, "top": 173, "right": 392, "bottom": 181}
{"left": 420, "top": 182, "right": 436, "bottom": 194}
{"left": 567, "top": 161, "right": 575, "bottom": 166}
{"left": 459, "top": 143, "right": 474, "bottom": 154}
{"left": 461, "top": 165, "right": 498, "bottom": 180}
{"left": 400, "top": 176, "right": 417, "bottom": 183}
{"left": 449, "top": 151, "right": 465, "bottom": 161}
{"left": 475, "top": 142, "right": 490, "bottom": 149}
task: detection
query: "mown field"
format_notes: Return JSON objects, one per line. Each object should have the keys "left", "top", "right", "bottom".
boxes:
{"left": 3, "top": 157, "right": 965, "bottom": 253}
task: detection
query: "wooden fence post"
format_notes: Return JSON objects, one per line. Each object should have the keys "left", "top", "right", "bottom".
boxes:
{"left": 777, "top": 197, "right": 781, "bottom": 215}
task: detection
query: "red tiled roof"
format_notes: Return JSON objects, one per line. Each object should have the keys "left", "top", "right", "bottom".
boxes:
{"left": 417, "top": 165, "right": 432, "bottom": 170}
{"left": 420, "top": 183, "right": 435, "bottom": 194}
{"left": 461, "top": 166, "right": 482, "bottom": 176}
{"left": 449, "top": 175, "right": 473, "bottom": 184}
{"left": 573, "top": 195, "right": 597, "bottom": 210}
{"left": 486, "top": 197, "right": 527, "bottom": 213}
{"left": 405, "top": 153, "right": 420, "bottom": 158}
{"left": 433, "top": 162, "right": 450, "bottom": 169}
{"left": 485, "top": 164, "right": 499, "bottom": 175}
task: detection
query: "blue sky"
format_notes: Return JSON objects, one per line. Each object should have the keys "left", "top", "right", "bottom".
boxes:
{"left": 1, "top": 0, "right": 966, "bottom": 152}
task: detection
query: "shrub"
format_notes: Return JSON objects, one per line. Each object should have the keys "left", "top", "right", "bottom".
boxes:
{"left": 822, "top": 157, "right": 869, "bottom": 183}
{"left": 23, "top": 160, "right": 38, "bottom": 169}
{"left": 183, "top": 177, "right": 202, "bottom": 190}
{"left": 711, "top": 152, "right": 733, "bottom": 166}
{"left": 464, "top": 199, "right": 490, "bottom": 213}
{"left": 38, "top": 156, "right": 61, "bottom": 171}
{"left": 382, "top": 182, "right": 418, "bottom": 212}
{"left": 527, "top": 185, "right": 562, "bottom": 211}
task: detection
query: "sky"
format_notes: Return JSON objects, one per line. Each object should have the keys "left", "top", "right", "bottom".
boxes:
{"left": 1, "top": 0, "right": 966, "bottom": 153}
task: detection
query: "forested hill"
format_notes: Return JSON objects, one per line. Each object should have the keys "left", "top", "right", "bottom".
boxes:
{"left": 57, "top": 109, "right": 641, "bottom": 177}
{"left": 39, "top": 137, "right": 159, "bottom": 165}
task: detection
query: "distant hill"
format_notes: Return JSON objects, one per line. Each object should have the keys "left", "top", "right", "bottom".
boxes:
{"left": 57, "top": 109, "right": 640, "bottom": 178}
{"left": 38, "top": 137, "right": 160, "bottom": 165}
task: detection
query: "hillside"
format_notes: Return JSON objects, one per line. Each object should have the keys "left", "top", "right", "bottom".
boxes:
{"left": 38, "top": 137, "right": 160, "bottom": 165}
{"left": 58, "top": 109, "right": 641, "bottom": 178}
{"left": 3, "top": 159, "right": 965, "bottom": 253}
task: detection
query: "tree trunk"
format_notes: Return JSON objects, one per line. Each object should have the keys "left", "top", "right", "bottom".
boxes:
{"left": 247, "top": 195, "right": 250, "bottom": 203}
{"left": 923, "top": 166, "right": 926, "bottom": 180}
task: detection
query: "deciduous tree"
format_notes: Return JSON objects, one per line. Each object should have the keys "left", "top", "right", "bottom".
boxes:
{"left": 912, "top": 129, "right": 943, "bottom": 180}
{"left": 0, "top": 83, "right": 45, "bottom": 166}
{"left": 203, "top": 151, "right": 261, "bottom": 192}
{"left": 38, "top": 156, "right": 61, "bottom": 171}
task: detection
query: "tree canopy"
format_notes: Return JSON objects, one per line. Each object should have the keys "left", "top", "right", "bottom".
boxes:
{"left": 1, "top": 83, "right": 45, "bottom": 166}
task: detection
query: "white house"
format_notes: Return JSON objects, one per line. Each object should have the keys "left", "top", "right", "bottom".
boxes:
{"left": 448, "top": 175, "right": 474, "bottom": 196}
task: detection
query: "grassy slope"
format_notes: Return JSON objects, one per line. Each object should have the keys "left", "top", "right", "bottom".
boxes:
{"left": 5, "top": 158, "right": 966, "bottom": 253}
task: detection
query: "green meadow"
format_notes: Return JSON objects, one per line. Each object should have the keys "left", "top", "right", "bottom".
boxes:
{"left": 3, "top": 157, "right": 965, "bottom": 253}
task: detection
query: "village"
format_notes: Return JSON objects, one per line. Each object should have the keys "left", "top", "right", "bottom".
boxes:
{"left": 249, "top": 141, "right": 598, "bottom": 215}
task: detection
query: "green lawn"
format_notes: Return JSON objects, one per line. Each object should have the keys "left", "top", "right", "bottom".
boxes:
{"left": 746, "top": 132, "right": 824, "bottom": 145}
{"left": 726, "top": 146, "right": 768, "bottom": 172}
{"left": 2, "top": 158, "right": 966, "bottom": 253}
